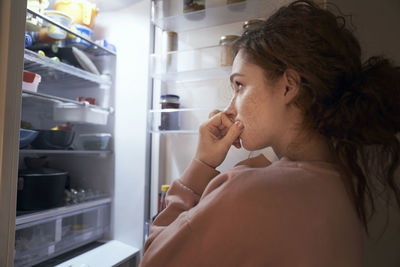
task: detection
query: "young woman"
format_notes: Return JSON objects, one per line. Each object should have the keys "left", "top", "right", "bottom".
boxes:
{"left": 140, "top": 1, "right": 400, "bottom": 266}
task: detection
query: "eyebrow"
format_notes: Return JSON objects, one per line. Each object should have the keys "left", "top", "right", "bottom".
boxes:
{"left": 229, "top": 73, "right": 245, "bottom": 83}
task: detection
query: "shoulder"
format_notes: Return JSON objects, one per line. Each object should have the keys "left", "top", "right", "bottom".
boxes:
{"left": 209, "top": 157, "right": 341, "bottom": 195}
{"left": 200, "top": 158, "right": 347, "bottom": 223}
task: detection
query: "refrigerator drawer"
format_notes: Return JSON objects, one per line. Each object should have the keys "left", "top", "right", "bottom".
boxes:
{"left": 14, "top": 203, "right": 110, "bottom": 267}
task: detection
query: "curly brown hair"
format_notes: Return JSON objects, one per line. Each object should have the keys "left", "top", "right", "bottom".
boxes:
{"left": 232, "top": 0, "right": 400, "bottom": 233}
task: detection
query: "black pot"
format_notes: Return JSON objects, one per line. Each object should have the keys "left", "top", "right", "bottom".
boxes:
{"left": 17, "top": 168, "right": 68, "bottom": 211}
{"left": 31, "top": 130, "right": 75, "bottom": 150}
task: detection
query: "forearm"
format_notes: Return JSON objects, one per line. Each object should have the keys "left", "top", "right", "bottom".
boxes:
{"left": 143, "top": 158, "right": 219, "bottom": 252}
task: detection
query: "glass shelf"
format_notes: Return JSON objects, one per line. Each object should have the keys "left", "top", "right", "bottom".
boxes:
{"left": 153, "top": 66, "right": 232, "bottom": 82}
{"left": 21, "top": 90, "right": 112, "bottom": 112}
{"left": 149, "top": 107, "right": 220, "bottom": 132}
{"left": 152, "top": 0, "right": 287, "bottom": 32}
{"left": 19, "top": 149, "right": 112, "bottom": 156}
{"left": 150, "top": 45, "right": 232, "bottom": 82}
{"left": 150, "top": 130, "right": 199, "bottom": 134}
{"left": 24, "top": 49, "right": 112, "bottom": 89}
{"left": 26, "top": 8, "right": 116, "bottom": 56}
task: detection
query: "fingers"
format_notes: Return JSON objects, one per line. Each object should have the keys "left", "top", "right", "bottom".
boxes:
{"left": 208, "top": 109, "right": 221, "bottom": 119}
{"left": 205, "top": 111, "right": 242, "bottom": 148}
{"left": 208, "top": 112, "right": 234, "bottom": 129}
{"left": 222, "top": 121, "right": 244, "bottom": 148}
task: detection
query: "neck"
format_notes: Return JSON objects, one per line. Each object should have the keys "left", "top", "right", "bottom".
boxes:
{"left": 273, "top": 130, "right": 337, "bottom": 164}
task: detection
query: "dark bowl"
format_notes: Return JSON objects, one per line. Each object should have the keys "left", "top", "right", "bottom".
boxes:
{"left": 20, "top": 129, "right": 39, "bottom": 148}
{"left": 31, "top": 130, "right": 75, "bottom": 150}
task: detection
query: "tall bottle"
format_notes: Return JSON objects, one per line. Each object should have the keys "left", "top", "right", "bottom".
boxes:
{"left": 158, "top": 184, "right": 171, "bottom": 213}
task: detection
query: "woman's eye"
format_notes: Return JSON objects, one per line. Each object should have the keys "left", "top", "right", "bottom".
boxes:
{"left": 235, "top": 81, "right": 243, "bottom": 91}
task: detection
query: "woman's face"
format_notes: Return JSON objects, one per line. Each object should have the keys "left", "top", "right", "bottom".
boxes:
{"left": 225, "top": 50, "right": 289, "bottom": 150}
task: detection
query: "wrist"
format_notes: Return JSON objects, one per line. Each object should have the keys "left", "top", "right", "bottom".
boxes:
{"left": 194, "top": 156, "right": 217, "bottom": 169}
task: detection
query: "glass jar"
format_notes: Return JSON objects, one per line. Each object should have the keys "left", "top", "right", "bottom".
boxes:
{"left": 219, "top": 35, "right": 239, "bottom": 66}
{"left": 163, "top": 31, "right": 178, "bottom": 72}
{"left": 183, "top": 0, "right": 205, "bottom": 13}
{"left": 243, "top": 19, "right": 264, "bottom": 35}
{"left": 159, "top": 94, "right": 180, "bottom": 130}
{"left": 227, "top": 0, "right": 246, "bottom": 11}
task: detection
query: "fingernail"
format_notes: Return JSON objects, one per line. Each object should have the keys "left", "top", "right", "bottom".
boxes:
{"left": 235, "top": 121, "right": 244, "bottom": 129}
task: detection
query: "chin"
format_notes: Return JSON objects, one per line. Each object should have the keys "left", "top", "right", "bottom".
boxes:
{"left": 240, "top": 138, "right": 258, "bottom": 151}
{"left": 240, "top": 136, "right": 270, "bottom": 151}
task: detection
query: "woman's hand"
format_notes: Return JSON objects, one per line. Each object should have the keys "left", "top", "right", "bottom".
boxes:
{"left": 195, "top": 110, "right": 244, "bottom": 168}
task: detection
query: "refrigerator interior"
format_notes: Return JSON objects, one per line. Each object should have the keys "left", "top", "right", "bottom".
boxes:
{"left": 17, "top": 0, "right": 151, "bottom": 265}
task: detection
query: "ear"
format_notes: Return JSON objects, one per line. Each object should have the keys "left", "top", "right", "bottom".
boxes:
{"left": 282, "top": 69, "right": 300, "bottom": 105}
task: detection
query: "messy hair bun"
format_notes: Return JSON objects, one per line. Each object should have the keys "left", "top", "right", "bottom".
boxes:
{"left": 233, "top": 0, "right": 400, "bottom": 232}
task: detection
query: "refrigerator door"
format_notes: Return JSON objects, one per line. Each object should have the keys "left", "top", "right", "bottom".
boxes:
{"left": 0, "top": 0, "right": 27, "bottom": 266}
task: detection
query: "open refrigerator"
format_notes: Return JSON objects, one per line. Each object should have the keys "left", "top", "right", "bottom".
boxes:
{"left": 0, "top": 0, "right": 293, "bottom": 266}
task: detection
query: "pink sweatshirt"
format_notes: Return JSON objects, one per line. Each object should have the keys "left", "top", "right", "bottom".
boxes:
{"left": 140, "top": 157, "right": 363, "bottom": 267}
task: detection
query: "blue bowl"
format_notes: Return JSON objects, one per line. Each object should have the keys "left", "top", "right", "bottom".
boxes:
{"left": 20, "top": 129, "right": 39, "bottom": 149}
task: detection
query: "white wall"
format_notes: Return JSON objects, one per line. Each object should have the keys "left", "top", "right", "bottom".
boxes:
{"left": 329, "top": 0, "right": 400, "bottom": 266}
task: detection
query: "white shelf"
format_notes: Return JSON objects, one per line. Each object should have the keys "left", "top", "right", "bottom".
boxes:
{"left": 56, "top": 240, "right": 139, "bottom": 267}
{"left": 150, "top": 45, "right": 232, "bottom": 82}
{"left": 19, "top": 149, "right": 112, "bottom": 156}
{"left": 24, "top": 49, "right": 112, "bottom": 88}
{"left": 16, "top": 198, "right": 111, "bottom": 226}
{"left": 152, "top": 0, "right": 287, "bottom": 32}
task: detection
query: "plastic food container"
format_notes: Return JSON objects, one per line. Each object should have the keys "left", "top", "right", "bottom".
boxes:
{"left": 53, "top": 103, "right": 109, "bottom": 125}
{"left": 65, "top": 24, "right": 93, "bottom": 48}
{"left": 26, "top": 0, "right": 49, "bottom": 32}
{"left": 22, "top": 71, "right": 41, "bottom": 92}
{"left": 44, "top": 10, "right": 73, "bottom": 39}
{"left": 55, "top": 0, "right": 99, "bottom": 28}
{"left": 78, "top": 133, "right": 111, "bottom": 150}
{"left": 19, "top": 129, "right": 39, "bottom": 148}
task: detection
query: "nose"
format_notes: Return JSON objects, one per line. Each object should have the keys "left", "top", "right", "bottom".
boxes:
{"left": 224, "top": 95, "right": 237, "bottom": 122}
